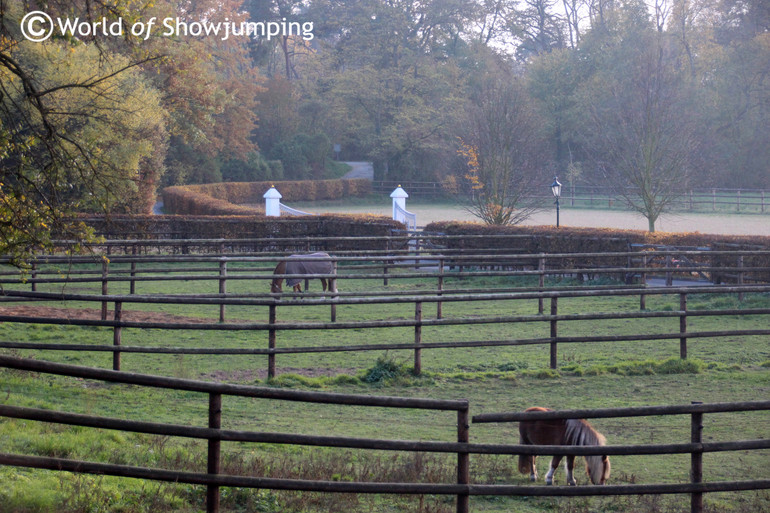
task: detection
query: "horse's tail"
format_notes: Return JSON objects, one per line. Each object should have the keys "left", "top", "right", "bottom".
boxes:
{"left": 518, "top": 454, "right": 533, "bottom": 475}
{"left": 517, "top": 428, "right": 533, "bottom": 475}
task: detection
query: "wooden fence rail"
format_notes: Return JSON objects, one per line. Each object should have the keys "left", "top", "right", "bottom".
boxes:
{"left": 0, "top": 356, "right": 768, "bottom": 513}
{"left": 0, "top": 355, "right": 470, "bottom": 513}
{"left": 1, "top": 283, "right": 769, "bottom": 376}
{"left": 473, "top": 401, "right": 770, "bottom": 513}
{"left": 371, "top": 182, "right": 770, "bottom": 213}
{"left": 4, "top": 250, "right": 769, "bottom": 310}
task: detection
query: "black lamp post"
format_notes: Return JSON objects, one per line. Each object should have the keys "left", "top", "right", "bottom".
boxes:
{"left": 550, "top": 176, "right": 562, "bottom": 227}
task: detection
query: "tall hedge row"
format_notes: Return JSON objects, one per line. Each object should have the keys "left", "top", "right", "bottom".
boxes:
{"left": 162, "top": 179, "right": 372, "bottom": 216}
{"left": 424, "top": 222, "right": 632, "bottom": 269}
{"left": 425, "top": 221, "right": 770, "bottom": 281}
{"left": 79, "top": 214, "right": 404, "bottom": 252}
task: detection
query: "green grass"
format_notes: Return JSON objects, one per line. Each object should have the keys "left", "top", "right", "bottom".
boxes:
{"left": 1, "top": 269, "right": 769, "bottom": 512}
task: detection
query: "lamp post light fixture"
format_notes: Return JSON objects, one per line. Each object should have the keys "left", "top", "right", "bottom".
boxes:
{"left": 550, "top": 176, "right": 562, "bottom": 227}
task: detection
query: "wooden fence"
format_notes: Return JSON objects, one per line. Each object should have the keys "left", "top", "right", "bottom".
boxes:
{"left": 0, "top": 355, "right": 768, "bottom": 513}
{"left": 372, "top": 182, "right": 770, "bottom": 213}
{"left": 1, "top": 280, "right": 769, "bottom": 377}
{"left": 6, "top": 248, "right": 770, "bottom": 294}
{"left": 1, "top": 249, "right": 769, "bottom": 376}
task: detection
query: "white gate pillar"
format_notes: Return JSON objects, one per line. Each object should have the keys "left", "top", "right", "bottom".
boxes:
{"left": 390, "top": 186, "right": 409, "bottom": 222}
{"left": 263, "top": 186, "right": 282, "bottom": 217}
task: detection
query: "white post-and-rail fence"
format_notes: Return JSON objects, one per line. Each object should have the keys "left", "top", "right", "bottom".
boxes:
{"left": 263, "top": 186, "right": 318, "bottom": 217}
{"left": 0, "top": 355, "right": 769, "bottom": 513}
{"left": 390, "top": 185, "right": 417, "bottom": 229}
{"left": 1, "top": 282, "right": 769, "bottom": 377}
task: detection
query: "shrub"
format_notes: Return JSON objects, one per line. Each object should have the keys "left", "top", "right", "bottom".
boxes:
{"left": 361, "top": 356, "right": 410, "bottom": 385}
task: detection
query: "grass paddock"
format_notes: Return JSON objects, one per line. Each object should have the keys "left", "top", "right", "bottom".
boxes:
{"left": 1, "top": 267, "right": 769, "bottom": 512}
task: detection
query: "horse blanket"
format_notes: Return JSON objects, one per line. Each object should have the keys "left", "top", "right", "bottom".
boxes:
{"left": 285, "top": 252, "right": 333, "bottom": 288}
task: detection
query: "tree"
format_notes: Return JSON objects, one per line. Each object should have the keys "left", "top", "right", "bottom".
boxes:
{"left": 318, "top": 0, "right": 467, "bottom": 182}
{"left": 145, "top": 0, "right": 262, "bottom": 186}
{"left": 578, "top": 36, "right": 696, "bottom": 231}
{"left": 509, "top": 0, "right": 567, "bottom": 60}
{"left": 1, "top": 2, "right": 166, "bottom": 263}
{"left": 458, "top": 77, "right": 552, "bottom": 225}
{"left": 685, "top": 0, "right": 770, "bottom": 188}
{"left": 1, "top": 0, "right": 264, "bottom": 263}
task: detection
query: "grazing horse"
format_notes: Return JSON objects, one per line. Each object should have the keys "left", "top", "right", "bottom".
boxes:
{"left": 518, "top": 406, "right": 610, "bottom": 486}
{"left": 270, "top": 252, "right": 337, "bottom": 294}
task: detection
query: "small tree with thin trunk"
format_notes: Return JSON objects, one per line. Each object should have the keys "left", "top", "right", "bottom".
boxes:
{"left": 457, "top": 78, "right": 552, "bottom": 225}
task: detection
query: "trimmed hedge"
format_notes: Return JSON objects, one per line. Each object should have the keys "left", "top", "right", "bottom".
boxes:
{"left": 162, "top": 179, "right": 372, "bottom": 216}
{"left": 78, "top": 214, "right": 405, "bottom": 252}
{"left": 424, "top": 222, "right": 632, "bottom": 269}
{"left": 424, "top": 221, "right": 770, "bottom": 281}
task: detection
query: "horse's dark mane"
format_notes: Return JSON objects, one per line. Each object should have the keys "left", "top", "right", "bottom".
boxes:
{"left": 564, "top": 418, "right": 606, "bottom": 447}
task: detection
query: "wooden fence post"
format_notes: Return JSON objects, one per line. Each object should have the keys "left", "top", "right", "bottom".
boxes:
{"left": 737, "top": 256, "right": 744, "bottom": 301}
{"left": 640, "top": 254, "right": 648, "bottom": 310}
{"left": 550, "top": 297, "right": 558, "bottom": 369}
{"left": 130, "top": 246, "right": 137, "bottom": 295}
{"left": 219, "top": 260, "right": 227, "bottom": 323}
{"left": 456, "top": 406, "right": 470, "bottom": 513}
{"left": 101, "top": 260, "right": 109, "bottom": 321}
{"left": 207, "top": 393, "right": 222, "bottom": 513}
{"left": 31, "top": 263, "right": 37, "bottom": 292}
{"left": 680, "top": 293, "right": 688, "bottom": 359}
{"left": 268, "top": 304, "right": 277, "bottom": 379}
{"left": 691, "top": 402, "right": 703, "bottom": 513}
{"left": 538, "top": 257, "right": 545, "bottom": 315}
{"left": 665, "top": 254, "right": 673, "bottom": 286}
{"left": 414, "top": 301, "right": 422, "bottom": 375}
{"left": 331, "top": 260, "right": 338, "bottom": 323}
{"left": 437, "top": 259, "right": 444, "bottom": 319}
{"left": 384, "top": 242, "right": 390, "bottom": 286}
{"left": 113, "top": 301, "right": 122, "bottom": 371}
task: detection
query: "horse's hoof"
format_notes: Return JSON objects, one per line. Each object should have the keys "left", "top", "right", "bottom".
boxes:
{"left": 545, "top": 479, "right": 553, "bottom": 486}
{"left": 530, "top": 475, "right": 537, "bottom": 482}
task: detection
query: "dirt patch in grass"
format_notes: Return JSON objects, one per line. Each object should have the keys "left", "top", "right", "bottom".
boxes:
{"left": 0, "top": 305, "right": 358, "bottom": 382}
{"left": 0, "top": 305, "right": 221, "bottom": 324}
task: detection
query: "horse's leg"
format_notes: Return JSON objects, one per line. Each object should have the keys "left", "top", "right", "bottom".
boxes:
{"left": 517, "top": 448, "right": 537, "bottom": 481}
{"left": 528, "top": 455, "right": 538, "bottom": 481}
{"left": 321, "top": 278, "right": 328, "bottom": 292}
{"left": 545, "top": 455, "right": 563, "bottom": 485}
{"left": 565, "top": 455, "right": 576, "bottom": 486}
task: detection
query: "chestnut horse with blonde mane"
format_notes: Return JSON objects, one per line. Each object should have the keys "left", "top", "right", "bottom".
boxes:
{"left": 518, "top": 406, "right": 610, "bottom": 486}
{"left": 270, "top": 252, "right": 337, "bottom": 294}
